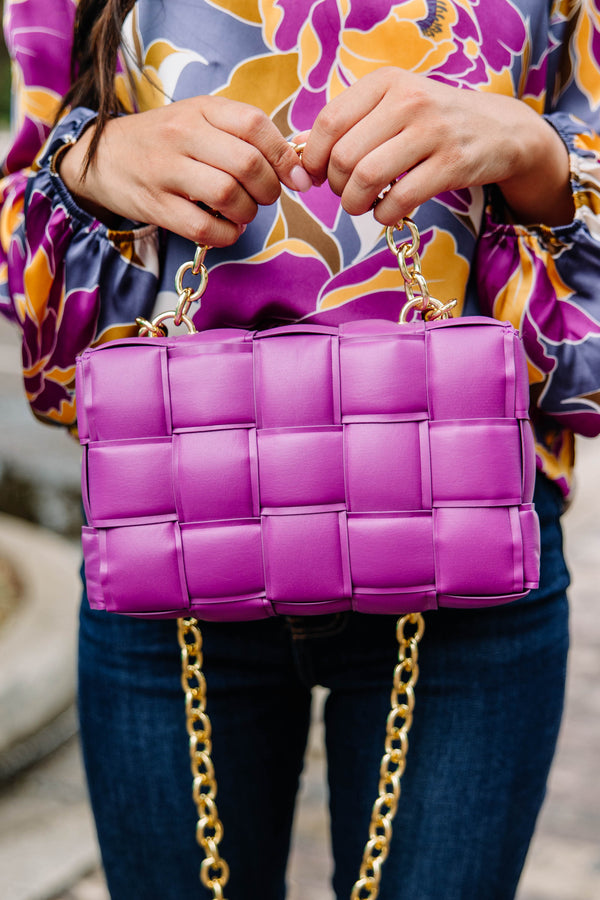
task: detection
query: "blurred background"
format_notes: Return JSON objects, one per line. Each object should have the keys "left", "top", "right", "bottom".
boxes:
{"left": 0, "top": 6, "right": 598, "bottom": 897}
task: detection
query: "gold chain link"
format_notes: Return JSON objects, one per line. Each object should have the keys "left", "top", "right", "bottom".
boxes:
{"left": 136, "top": 244, "right": 210, "bottom": 337}
{"left": 351, "top": 612, "right": 425, "bottom": 900}
{"left": 177, "top": 617, "right": 230, "bottom": 900}
{"left": 386, "top": 220, "right": 457, "bottom": 323}
{"left": 178, "top": 613, "right": 424, "bottom": 900}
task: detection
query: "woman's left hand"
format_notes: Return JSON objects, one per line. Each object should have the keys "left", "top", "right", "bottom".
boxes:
{"left": 299, "top": 68, "right": 574, "bottom": 227}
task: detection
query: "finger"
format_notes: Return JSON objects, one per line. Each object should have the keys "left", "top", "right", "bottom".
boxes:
{"left": 201, "top": 98, "right": 312, "bottom": 194}
{"left": 148, "top": 192, "right": 246, "bottom": 246}
{"left": 167, "top": 157, "right": 258, "bottom": 224}
{"left": 182, "top": 122, "right": 281, "bottom": 206}
{"left": 339, "top": 131, "right": 432, "bottom": 216}
{"left": 301, "top": 77, "right": 389, "bottom": 181}
{"left": 324, "top": 98, "right": 423, "bottom": 199}
{"left": 371, "top": 156, "right": 454, "bottom": 225}
{"left": 290, "top": 130, "right": 310, "bottom": 147}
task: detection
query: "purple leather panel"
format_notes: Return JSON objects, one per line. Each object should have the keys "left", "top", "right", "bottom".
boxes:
{"left": 353, "top": 590, "right": 438, "bottom": 615}
{"left": 512, "top": 331, "right": 531, "bottom": 418}
{"left": 257, "top": 427, "right": 345, "bottom": 508}
{"left": 345, "top": 422, "right": 422, "bottom": 512}
{"left": 75, "top": 356, "right": 90, "bottom": 442}
{"left": 87, "top": 438, "right": 175, "bottom": 524}
{"left": 180, "top": 520, "right": 264, "bottom": 599}
{"left": 189, "top": 596, "right": 275, "bottom": 621}
{"left": 173, "top": 428, "right": 255, "bottom": 522}
{"left": 340, "top": 330, "right": 427, "bottom": 417}
{"left": 521, "top": 420, "right": 536, "bottom": 503}
{"left": 264, "top": 512, "right": 349, "bottom": 603}
{"left": 254, "top": 332, "right": 336, "bottom": 427}
{"left": 169, "top": 339, "right": 254, "bottom": 428}
{"left": 435, "top": 507, "right": 520, "bottom": 595}
{"left": 520, "top": 505, "right": 541, "bottom": 588}
{"left": 77, "top": 317, "right": 540, "bottom": 618}
{"left": 103, "top": 521, "right": 188, "bottom": 613}
{"left": 427, "top": 319, "right": 514, "bottom": 419}
{"left": 429, "top": 420, "right": 523, "bottom": 505}
{"left": 346, "top": 512, "right": 434, "bottom": 590}
{"left": 85, "top": 342, "right": 170, "bottom": 441}
{"left": 81, "top": 527, "right": 104, "bottom": 609}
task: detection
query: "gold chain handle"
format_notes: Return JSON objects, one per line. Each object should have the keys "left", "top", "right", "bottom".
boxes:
{"left": 177, "top": 617, "right": 230, "bottom": 900}
{"left": 178, "top": 613, "right": 424, "bottom": 900}
{"left": 136, "top": 218, "right": 455, "bottom": 339}
{"left": 351, "top": 613, "right": 425, "bottom": 900}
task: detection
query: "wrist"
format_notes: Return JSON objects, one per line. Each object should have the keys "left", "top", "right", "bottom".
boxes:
{"left": 497, "top": 115, "right": 575, "bottom": 227}
{"left": 56, "top": 127, "right": 122, "bottom": 227}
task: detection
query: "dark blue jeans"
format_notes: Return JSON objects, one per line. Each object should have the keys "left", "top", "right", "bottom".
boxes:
{"left": 78, "top": 474, "right": 570, "bottom": 900}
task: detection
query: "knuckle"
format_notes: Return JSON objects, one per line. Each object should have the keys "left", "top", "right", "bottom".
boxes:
{"left": 237, "top": 145, "right": 264, "bottom": 181}
{"left": 403, "top": 85, "right": 432, "bottom": 119}
{"left": 374, "top": 184, "right": 416, "bottom": 224}
{"left": 210, "top": 176, "right": 239, "bottom": 210}
{"left": 395, "top": 183, "right": 419, "bottom": 212}
{"left": 329, "top": 146, "right": 353, "bottom": 179}
{"left": 270, "top": 141, "right": 293, "bottom": 170}
{"left": 261, "top": 181, "right": 281, "bottom": 206}
{"left": 189, "top": 221, "right": 212, "bottom": 244}
{"left": 440, "top": 144, "right": 466, "bottom": 186}
{"left": 315, "top": 103, "right": 343, "bottom": 139}
{"left": 158, "top": 110, "right": 186, "bottom": 144}
{"left": 353, "top": 159, "right": 383, "bottom": 194}
{"left": 238, "top": 105, "right": 268, "bottom": 137}
{"left": 139, "top": 184, "right": 164, "bottom": 216}
{"left": 188, "top": 216, "right": 225, "bottom": 246}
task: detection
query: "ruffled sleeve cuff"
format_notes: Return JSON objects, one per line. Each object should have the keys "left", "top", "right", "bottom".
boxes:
{"left": 6, "top": 108, "right": 161, "bottom": 427}
{"left": 545, "top": 111, "right": 600, "bottom": 241}
{"left": 474, "top": 112, "right": 600, "bottom": 448}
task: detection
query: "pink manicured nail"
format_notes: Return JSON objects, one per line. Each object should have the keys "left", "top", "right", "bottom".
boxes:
{"left": 290, "top": 165, "right": 313, "bottom": 192}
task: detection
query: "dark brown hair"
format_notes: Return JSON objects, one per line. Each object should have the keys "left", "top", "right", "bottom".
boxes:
{"left": 58, "top": 0, "right": 137, "bottom": 170}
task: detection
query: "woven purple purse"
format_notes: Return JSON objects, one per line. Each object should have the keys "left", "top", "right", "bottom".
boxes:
{"left": 75, "top": 218, "right": 540, "bottom": 899}
{"left": 77, "top": 222, "right": 540, "bottom": 620}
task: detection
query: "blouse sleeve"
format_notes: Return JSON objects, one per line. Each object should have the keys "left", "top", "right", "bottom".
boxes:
{"left": 0, "top": 0, "right": 160, "bottom": 429}
{"left": 474, "top": 0, "right": 600, "bottom": 440}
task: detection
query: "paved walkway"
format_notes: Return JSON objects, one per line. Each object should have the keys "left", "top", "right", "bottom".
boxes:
{"left": 0, "top": 314, "right": 599, "bottom": 899}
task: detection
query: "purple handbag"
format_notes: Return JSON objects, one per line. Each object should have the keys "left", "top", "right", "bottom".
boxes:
{"left": 75, "top": 218, "right": 540, "bottom": 900}
{"left": 76, "top": 224, "right": 540, "bottom": 620}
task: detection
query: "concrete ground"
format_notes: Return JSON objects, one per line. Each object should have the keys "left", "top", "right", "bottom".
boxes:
{"left": 0, "top": 315, "right": 599, "bottom": 900}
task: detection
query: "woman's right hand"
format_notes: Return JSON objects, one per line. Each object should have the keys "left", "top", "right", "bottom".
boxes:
{"left": 59, "top": 96, "right": 312, "bottom": 246}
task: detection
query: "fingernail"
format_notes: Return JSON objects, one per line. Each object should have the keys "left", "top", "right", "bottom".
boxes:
{"left": 290, "top": 165, "right": 313, "bottom": 192}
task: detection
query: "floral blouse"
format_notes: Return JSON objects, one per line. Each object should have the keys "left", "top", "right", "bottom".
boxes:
{"left": 1, "top": 0, "right": 600, "bottom": 496}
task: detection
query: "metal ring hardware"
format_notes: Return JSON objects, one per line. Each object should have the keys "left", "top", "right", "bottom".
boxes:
{"left": 136, "top": 310, "right": 197, "bottom": 337}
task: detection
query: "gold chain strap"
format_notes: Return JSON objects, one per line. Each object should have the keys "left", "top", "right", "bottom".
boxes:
{"left": 177, "top": 613, "right": 424, "bottom": 900}
{"left": 162, "top": 217, "right": 434, "bottom": 898}
{"left": 350, "top": 612, "right": 425, "bottom": 900}
{"left": 177, "top": 617, "right": 230, "bottom": 900}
